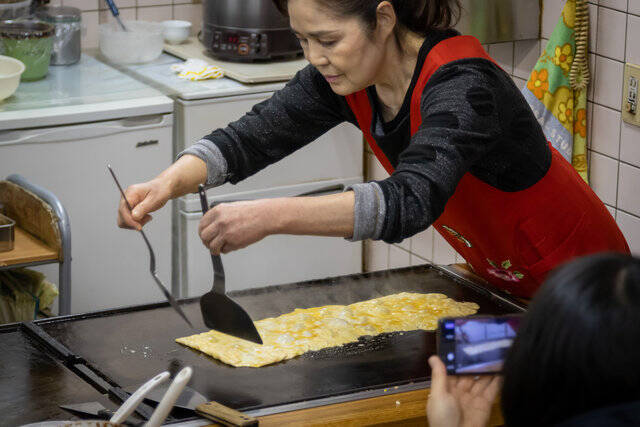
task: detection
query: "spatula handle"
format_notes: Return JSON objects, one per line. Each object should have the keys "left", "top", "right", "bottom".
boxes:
{"left": 198, "top": 185, "right": 225, "bottom": 294}
{"left": 196, "top": 401, "right": 258, "bottom": 426}
{"left": 110, "top": 371, "right": 170, "bottom": 424}
{"left": 146, "top": 367, "right": 193, "bottom": 427}
{"left": 197, "top": 184, "right": 210, "bottom": 214}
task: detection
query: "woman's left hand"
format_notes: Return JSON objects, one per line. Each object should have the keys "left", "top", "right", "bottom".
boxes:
{"left": 198, "top": 199, "right": 275, "bottom": 255}
{"left": 426, "top": 355, "right": 502, "bottom": 427}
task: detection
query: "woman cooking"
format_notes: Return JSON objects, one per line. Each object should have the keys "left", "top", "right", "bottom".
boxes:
{"left": 117, "top": 0, "right": 629, "bottom": 299}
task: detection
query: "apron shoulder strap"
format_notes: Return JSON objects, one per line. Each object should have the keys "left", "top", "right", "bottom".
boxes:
{"left": 410, "top": 35, "right": 497, "bottom": 134}
{"left": 345, "top": 88, "right": 395, "bottom": 174}
{"left": 345, "top": 35, "right": 496, "bottom": 174}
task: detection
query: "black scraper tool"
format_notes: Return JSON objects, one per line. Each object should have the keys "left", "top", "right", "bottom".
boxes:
{"left": 197, "top": 184, "right": 263, "bottom": 344}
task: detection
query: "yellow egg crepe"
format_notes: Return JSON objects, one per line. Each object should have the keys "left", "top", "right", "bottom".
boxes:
{"left": 176, "top": 292, "right": 479, "bottom": 367}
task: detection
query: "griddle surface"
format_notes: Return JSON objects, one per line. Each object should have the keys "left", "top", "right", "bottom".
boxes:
{"left": 0, "top": 328, "right": 113, "bottom": 426}
{"left": 39, "top": 265, "right": 522, "bottom": 411}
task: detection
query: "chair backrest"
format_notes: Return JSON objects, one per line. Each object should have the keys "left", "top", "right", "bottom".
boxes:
{"left": 0, "top": 180, "right": 63, "bottom": 260}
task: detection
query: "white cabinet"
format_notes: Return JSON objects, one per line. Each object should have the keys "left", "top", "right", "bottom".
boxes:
{"left": 175, "top": 93, "right": 364, "bottom": 298}
{"left": 179, "top": 179, "right": 364, "bottom": 297}
{"left": 0, "top": 114, "right": 174, "bottom": 313}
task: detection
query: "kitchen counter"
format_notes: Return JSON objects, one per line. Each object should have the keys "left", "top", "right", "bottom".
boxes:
{"left": 88, "top": 49, "right": 304, "bottom": 101}
{"left": 0, "top": 54, "right": 173, "bottom": 131}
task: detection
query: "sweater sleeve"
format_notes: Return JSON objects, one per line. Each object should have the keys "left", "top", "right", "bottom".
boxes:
{"left": 178, "top": 64, "right": 354, "bottom": 185}
{"left": 375, "top": 60, "right": 506, "bottom": 243}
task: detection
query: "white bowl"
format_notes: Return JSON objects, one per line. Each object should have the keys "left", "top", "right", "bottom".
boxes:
{"left": 161, "top": 20, "right": 191, "bottom": 45}
{"left": 0, "top": 55, "right": 24, "bottom": 101}
{"left": 99, "top": 21, "right": 164, "bottom": 64}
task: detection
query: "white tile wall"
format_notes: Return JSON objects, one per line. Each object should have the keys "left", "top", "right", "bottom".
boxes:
{"left": 600, "top": 0, "right": 627, "bottom": 12}
{"left": 627, "top": 13, "right": 640, "bottom": 64}
{"left": 589, "top": 2, "right": 598, "bottom": 53}
{"left": 618, "top": 211, "right": 640, "bottom": 254}
{"left": 61, "top": 0, "right": 202, "bottom": 49}
{"left": 594, "top": 55, "right": 624, "bottom": 110}
{"left": 591, "top": 104, "right": 621, "bottom": 157}
{"left": 364, "top": 240, "right": 390, "bottom": 272}
{"left": 388, "top": 245, "right": 411, "bottom": 269}
{"left": 513, "top": 39, "right": 542, "bottom": 80}
{"left": 488, "top": 42, "right": 514, "bottom": 75}
{"left": 618, "top": 163, "right": 640, "bottom": 217}
{"left": 137, "top": 4, "right": 172, "bottom": 22}
{"left": 587, "top": 0, "right": 640, "bottom": 255}
{"left": 364, "top": 0, "right": 640, "bottom": 270}
{"left": 596, "top": 6, "right": 627, "bottom": 61}
{"left": 620, "top": 121, "right": 640, "bottom": 168}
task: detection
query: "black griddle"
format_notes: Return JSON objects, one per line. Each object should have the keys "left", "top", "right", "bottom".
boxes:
{"left": 0, "top": 324, "right": 118, "bottom": 426}
{"left": 1, "top": 265, "right": 525, "bottom": 424}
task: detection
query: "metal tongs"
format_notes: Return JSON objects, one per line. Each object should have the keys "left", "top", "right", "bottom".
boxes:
{"left": 108, "top": 165, "right": 193, "bottom": 328}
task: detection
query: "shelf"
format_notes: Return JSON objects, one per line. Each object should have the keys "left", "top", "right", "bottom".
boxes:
{"left": 0, "top": 227, "right": 58, "bottom": 268}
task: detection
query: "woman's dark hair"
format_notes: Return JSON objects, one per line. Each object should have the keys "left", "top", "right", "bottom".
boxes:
{"left": 501, "top": 253, "right": 640, "bottom": 426}
{"left": 272, "top": 0, "right": 462, "bottom": 36}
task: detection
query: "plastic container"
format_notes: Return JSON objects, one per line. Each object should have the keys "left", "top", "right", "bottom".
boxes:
{"left": 0, "top": 54, "right": 24, "bottom": 100}
{"left": 99, "top": 20, "right": 164, "bottom": 64}
{"left": 0, "top": 20, "right": 54, "bottom": 81}
{"left": 35, "top": 6, "right": 82, "bottom": 65}
{"left": 0, "top": 0, "right": 30, "bottom": 21}
{"left": 162, "top": 20, "right": 191, "bottom": 45}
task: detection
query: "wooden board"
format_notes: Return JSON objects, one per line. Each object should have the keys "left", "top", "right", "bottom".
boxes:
{"left": 163, "top": 37, "right": 308, "bottom": 83}
{"left": 203, "top": 389, "right": 504, "bottom": 426}
{"left": 0, "top": 227, "right": 57, "bottom": 267}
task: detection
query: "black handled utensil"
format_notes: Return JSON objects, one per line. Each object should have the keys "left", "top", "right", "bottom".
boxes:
{"left": 108, "top": 165, "right": 193, "bottom": 329}
{"left": 104, "top": 0, "right": 128, "bottom": 31}
{"left": 197, "top": 185, "right": 263, "bottom": 344}
{"left": 60, "top": 402, "right": 116, "bottom": 420}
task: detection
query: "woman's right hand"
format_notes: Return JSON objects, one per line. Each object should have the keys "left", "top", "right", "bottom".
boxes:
{"left": 117, "top": 155, "right": 207, "bottom": 230}
{"left": 117, "top": 178, "right": 172, "bottom": 231}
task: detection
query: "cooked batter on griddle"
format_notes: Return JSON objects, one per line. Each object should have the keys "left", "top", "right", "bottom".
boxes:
{"left": 176, "top": 292, "right": 478, "bottom": 367}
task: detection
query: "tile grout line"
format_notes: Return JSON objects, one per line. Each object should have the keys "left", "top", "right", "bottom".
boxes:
{"left": 588, "top": 2, "right": 599, "bottom": 179}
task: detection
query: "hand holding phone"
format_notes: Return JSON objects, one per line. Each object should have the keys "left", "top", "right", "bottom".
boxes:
{"left": 427, "top": 355, "right": 502, "bottom": 427}
{"left": 437, "top": 314, "right": 522, "bottom": 375}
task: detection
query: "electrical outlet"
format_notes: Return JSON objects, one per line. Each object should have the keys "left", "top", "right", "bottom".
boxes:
{"left": 622, "top": 63, "right": 640, "bottom": 127}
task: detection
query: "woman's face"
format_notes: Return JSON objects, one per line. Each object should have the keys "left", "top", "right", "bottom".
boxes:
{"left": 288, "top": 0, "right": 390, "bottom": 95}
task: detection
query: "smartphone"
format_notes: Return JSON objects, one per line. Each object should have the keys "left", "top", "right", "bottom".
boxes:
{"left": 437, "top": 314, "right": 523, "bottom": 375}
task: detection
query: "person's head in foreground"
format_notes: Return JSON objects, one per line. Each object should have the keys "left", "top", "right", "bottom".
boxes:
{"left": 428, "top": 253, "right": 640, "bottom": 427}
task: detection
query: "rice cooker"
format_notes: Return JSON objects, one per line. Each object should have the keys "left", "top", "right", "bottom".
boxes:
{"left": 201, "top": 0, "right": 303, "bottom": 62}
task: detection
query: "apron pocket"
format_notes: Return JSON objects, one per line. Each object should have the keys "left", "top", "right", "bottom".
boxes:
{"left": 515, "top": 211, "right": 587, "bottom": 280}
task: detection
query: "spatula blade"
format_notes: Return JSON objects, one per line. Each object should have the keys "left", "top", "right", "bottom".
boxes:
{"left": 200, "top": 293, "right": 263, "bottom": 344}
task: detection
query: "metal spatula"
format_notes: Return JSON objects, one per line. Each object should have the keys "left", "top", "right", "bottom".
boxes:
{"left": 108, "top": 165, "right": 193, "bottom": 328}
{"left": 197, "top": 184, "right": 263, "bottom": 344}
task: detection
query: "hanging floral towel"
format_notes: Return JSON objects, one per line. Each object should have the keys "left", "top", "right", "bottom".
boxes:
{"left": 522, "top": 0, "right": 590, "bottom": 182}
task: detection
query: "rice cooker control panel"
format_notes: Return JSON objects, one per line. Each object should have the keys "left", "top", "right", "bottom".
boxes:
{"left": 211, "top": 31, "right": 267, "bottom": 57}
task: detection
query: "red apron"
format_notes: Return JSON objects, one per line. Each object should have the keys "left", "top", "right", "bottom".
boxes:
{"left": 346, "top": 35, "right": 629, "bottom": 298}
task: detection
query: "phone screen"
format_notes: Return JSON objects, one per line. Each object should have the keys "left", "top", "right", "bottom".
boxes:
{"left": 437, "top": 315, "right": 522, "bottom": 375}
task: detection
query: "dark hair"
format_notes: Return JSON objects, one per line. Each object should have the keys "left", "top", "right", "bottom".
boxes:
{"left": 501, "top": 253, "right": 640, "bottom": 426}
{"left": 272, "top": 0, "right": 462, "bottom": 36}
